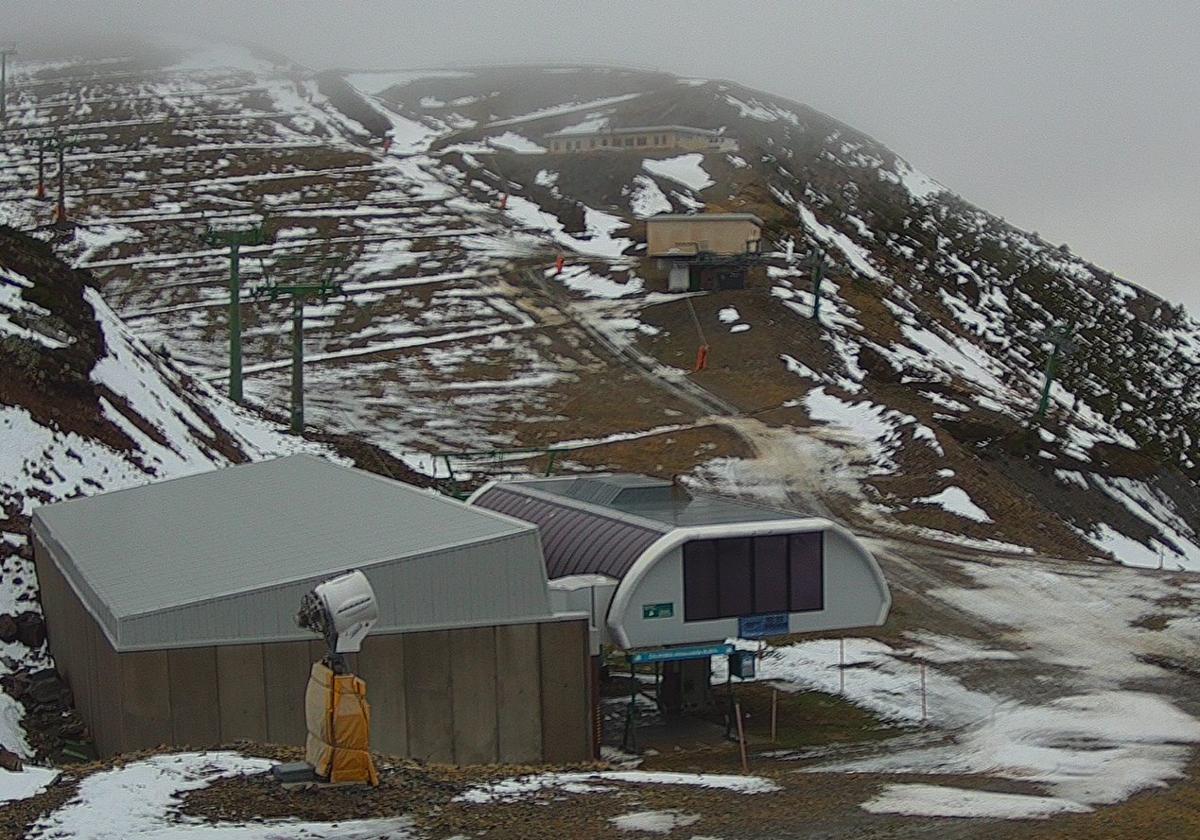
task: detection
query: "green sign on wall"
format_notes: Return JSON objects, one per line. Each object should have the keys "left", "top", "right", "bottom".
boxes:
{"left": 642, "top": 602, "right": 674, "bottom": 620}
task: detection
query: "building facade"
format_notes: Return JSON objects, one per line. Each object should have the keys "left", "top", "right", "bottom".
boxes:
{"left": 32, "top": 455, "right": 593, "bottom": 763}
{"left": 545, "top": 125, "right": 738, "bottom": 154}
{"left": 646, "top": 213, "right": 763, "bottom": 259}
{"left": 469, "top": 474, "right": 891, "bottom": 651}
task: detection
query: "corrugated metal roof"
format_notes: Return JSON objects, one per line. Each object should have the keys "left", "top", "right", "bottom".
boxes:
{"left": 513, "top": 474, "right": 804, "bottom": 528}
{"left": 472, "top": 474, "right": 810, "bottom": 580}
{"left": 472, "top": 485, "right": 667, "bottom": 580}
{"left": 560, "top": 474, "right": 674, "bottom": 506}
{"left": 33, "top": 455, "right": 548, "bottom": 644}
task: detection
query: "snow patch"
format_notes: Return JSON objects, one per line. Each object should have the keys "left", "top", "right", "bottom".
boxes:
{"left": 642, "top": 154, "right": 713, "bottom": 191}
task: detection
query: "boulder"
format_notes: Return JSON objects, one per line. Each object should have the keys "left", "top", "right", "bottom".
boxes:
{"left": 0, "top": 748, "right": 21, "bottom": 772}
{"left": 14, "top": 613, "right": 45, "bottom": 649}
{"left": 0, "top": 614, "right": 16, "bottom": 644}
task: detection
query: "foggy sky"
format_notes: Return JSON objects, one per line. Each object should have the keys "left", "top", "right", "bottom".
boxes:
{"left": 8, "top": 1, "right": 1199, "bottom": 312}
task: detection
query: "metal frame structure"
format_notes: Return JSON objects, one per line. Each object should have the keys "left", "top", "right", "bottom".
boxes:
{"left": 204, "top": 217, "right": 269, "bottom": 404}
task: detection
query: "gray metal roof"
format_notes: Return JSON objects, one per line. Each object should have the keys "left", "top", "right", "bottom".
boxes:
{"left": 471, "top": 474, "right": 807, "bottom": 580}
{"left": 33, "top": 455, "right": 556, "bottom": 650}
{"left": 647, "top": 213, "right": 764, "bottom": 226}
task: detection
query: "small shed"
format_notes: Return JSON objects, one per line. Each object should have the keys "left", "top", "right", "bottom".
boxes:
{"left": 32, "top": 455, "right": 593, "bottom": 763}
{"left": 469, "top": 474, "right": 891, "bottom": 651}
{"left": 646, "top": 213, "right": 764, "bottom": 259}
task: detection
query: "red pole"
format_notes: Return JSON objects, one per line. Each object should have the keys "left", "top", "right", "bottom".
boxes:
{"left": 36, "top": 142, "right": 45, "bottom": 200}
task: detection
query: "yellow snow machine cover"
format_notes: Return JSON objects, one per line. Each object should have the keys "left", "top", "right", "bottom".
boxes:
{"left": 304, "top": 661, "right": 379, "bottom": 785}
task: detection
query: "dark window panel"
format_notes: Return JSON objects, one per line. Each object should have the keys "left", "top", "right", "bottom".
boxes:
{"left": 789, "top": 533, "right": 824, "bottom": 612}
{"left": 683, "top": 540, "right": 719, "bottom": 621}
{"left": 753, "top": 535, "right": 789, "bottom": 614}
{"left": 718, "top": 538, "right": 753, "bottom": 618}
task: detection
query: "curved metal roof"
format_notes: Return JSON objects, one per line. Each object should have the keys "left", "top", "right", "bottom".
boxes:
{"left": 471, "top": 474, "right": 809, "bottom": 581}
{"left": 471, "top": 484, "right": 667, "bottom": 580}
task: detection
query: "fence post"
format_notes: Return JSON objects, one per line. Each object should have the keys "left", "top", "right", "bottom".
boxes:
{"left": 839, "top": 638, "right": 845, "bottom": 695}
{"left": 770, "top": 688, "right": 778, "bottom": 744}
{"left": 735, "top": 701, "right": 749, "bottom": 773}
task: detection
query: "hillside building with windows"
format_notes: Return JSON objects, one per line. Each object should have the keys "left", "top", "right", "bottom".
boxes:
{"left": 544, "top": 124, "right": 738, "bottom": 154}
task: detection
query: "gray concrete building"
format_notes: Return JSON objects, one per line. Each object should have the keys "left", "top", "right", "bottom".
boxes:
{"left": 470, "top": 474, "right": 890, "bottom": 651}
{"left": 32, "top": 455, "right": 593, "bottom": 763}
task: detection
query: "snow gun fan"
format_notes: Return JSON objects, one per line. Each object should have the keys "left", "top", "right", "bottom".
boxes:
{"left": 272, "top": 570, "right": 381, "bottom": 788}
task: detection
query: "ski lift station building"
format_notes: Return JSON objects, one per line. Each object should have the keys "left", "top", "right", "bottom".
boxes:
{"left": 469, "top": 474, "right": 891, "bottom": 651}
{"left": 31, "top": 455, "right": 593, "bottom": 763}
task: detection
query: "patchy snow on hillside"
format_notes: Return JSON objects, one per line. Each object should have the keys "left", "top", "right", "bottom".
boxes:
{"left": 610, "top": 810, "right": 701, "bottom": 834}
{"left": 486, "top": 93, "right": 642, "bottom": 128}
{"left": 0, "top": 267, "right": 67, "bottom": 349}
{"left": 0, "top": 762, "right": 57, "bottom": 805}
{"left": 862, "top": 785, "right": 1091, "bottom": 820}
{"left": 915, "top": 486, "right": 993, "bottom": 523}
{"left": 803, "top": 387, "right": 925, "bottom": 474}
{"left": 29, "top": 752, "right": 416, "bottom": 839}
{"left": 503, "top": 195, "right": 632, "bottom": 258}
{"left": 884, "top": 157, "right": 944, "bottom": 202}
{"left": 758, "top": 554, "right": 1200, "bottom": 819}
{"left": 486, "top": 131, "right": 546, "bottom": 153}
{"left": 456, "top": 770, "right": 780, "bottom": 804}
{"left": 642, "top": 154, "right": 713, "bottom": 191}
{"left": 551, "top": 265, "right": 643, "bottom": 299}
{"left": 628, "top": 175, "right": 672, "bottom": 218}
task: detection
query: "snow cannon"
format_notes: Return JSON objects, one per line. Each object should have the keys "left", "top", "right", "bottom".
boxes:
{"left": 296, "top": 569, "right": 379, "bottom": 661}
{"left": 274, "top": 570, "right": 380, "bottom": 787}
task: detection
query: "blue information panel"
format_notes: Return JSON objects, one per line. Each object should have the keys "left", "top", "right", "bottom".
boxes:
{"left": 630, "top": 643, "right": 734, "bottom": 664}
{"left": 738, "top": 613, "right": 789, "bottom": 639}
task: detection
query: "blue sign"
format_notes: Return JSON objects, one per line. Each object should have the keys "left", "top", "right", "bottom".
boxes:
{"left": 738, "top": 613, "right": 789, "bottom": 639}
{"left": 630, "top": 643, "right": 734, "bottom": 664}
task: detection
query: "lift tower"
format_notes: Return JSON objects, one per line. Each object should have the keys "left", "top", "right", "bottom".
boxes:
{"left": 0, "top": 44, "right": 16, "bottom": 123}
{"left": 204, "top": 216, "right": 268, "bottom": 404}
{"left": 253, "top": 257, "right": 343, "bottom": 434}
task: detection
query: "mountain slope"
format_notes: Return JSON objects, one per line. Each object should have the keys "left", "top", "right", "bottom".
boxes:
{"left": 1, "top": 46, "right": 1196, "bottom": 570}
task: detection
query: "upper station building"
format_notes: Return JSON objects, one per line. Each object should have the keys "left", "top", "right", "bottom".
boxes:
{"left": 544, "top": 124, "right": 738, "bottom": 154}
{"left": 469, "top": 473, "right": 891, "bottom": 651}
{"left": 32, "top": 455, "right": 593, "bottom": 763}
{"left": 645, "top": 213, "right": 764, "bottom": 291}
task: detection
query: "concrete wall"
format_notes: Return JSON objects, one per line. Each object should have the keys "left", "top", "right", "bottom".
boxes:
{"left": 647, "top": 218, "right": 762, "bottom": 257}
{"left": 34, "top": 535, "right": 593, "bottom": 764}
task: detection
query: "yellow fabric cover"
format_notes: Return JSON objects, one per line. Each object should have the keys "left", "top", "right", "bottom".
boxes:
{"left": 303, "top": 661, "right": 379, "bottom": 785}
